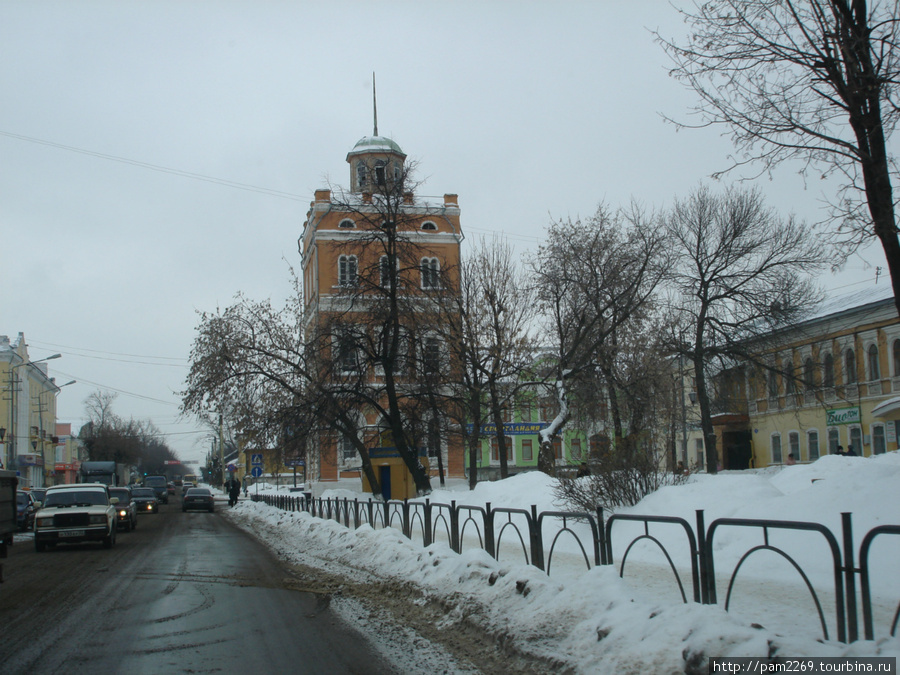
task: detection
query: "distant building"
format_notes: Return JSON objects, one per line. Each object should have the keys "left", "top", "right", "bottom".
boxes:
{"left": 676, "top": 286, "right": 900, "bottom": 470}
{"left": 0, "top": 333, "right": 62, "bottom": 487}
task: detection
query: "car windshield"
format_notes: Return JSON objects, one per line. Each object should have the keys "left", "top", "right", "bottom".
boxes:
{"left": 131, "top": 488, "right": 155, "bottom": 497}
{"left": 186, "top": 488, "right": 210, "bottom": 496}
{"left": 144, "top": 476, "right": 167, "bottom": 487}
{"left": 17, "top": 493, "right": 29, "bottom": 507}
{"left": 44, "top": 490, "right": 108, "bottom": 507}
{"left": 108, "top": 489, "right": 131, "bottom": 504}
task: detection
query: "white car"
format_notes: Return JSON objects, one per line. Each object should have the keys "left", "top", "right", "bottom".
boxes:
{"left": 33, "top": 483, "right": 117, "bottom": 552}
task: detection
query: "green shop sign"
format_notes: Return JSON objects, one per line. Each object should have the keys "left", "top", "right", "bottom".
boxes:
{"left": 826, "top": 406, "right": 861, "bottom": 426}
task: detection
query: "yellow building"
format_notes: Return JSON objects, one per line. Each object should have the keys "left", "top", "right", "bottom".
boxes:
{"left": 747, "top": 286, "right": 900, "bottom": 466}
{"left": 0, "top": 333, "right": 64, "bottom": 487}
{"left": 684, "top": 287, "right": 900, "bottom": 470}
{"left": 299, "top": 131, "right": 465, "bottom": 485}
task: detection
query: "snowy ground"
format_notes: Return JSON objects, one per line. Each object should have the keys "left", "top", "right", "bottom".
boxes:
{"left": 224, "top": 453, "right": 900, "bottom": 674}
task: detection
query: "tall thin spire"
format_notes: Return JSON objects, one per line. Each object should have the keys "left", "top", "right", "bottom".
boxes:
{"left": 373, "top": 72, "right": 378, "bottom": 136}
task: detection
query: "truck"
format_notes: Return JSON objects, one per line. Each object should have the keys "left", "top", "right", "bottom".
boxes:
{"left": 1, "top": 470, "right": 18, "bottom": 586}
{"left": 79, "top": 461, "right": 120, "bottom": 486}
{"left": 142, "top": 475, "right": 169, "bottom": 504}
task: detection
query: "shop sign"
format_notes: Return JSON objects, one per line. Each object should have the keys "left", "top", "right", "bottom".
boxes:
{"left": 826, "top": 406, "right": 861, "bottom": 426}
{"left": 466, "top": 422, "right": 550, "bottom": 436}
{"left": 17, "top": 454, "right": 42, "bottom": 466}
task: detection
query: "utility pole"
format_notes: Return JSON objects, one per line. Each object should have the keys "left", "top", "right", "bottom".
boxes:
{"left": 218, "top": 413, "right": 225, "bottom": 488}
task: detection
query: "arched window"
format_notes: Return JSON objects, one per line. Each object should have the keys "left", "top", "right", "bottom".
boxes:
{"left": 338, "top": 255, "right": 358, "bottom": 287}
{"left": 421, "top": 335, "right": 440, "bottom": 374}
{"left": 380, "top": 255, "right": 392, "bottom": 288}
{"left": 823, "top": 353, "right": 835, "bottom": 388}
{"left": 420, "top": 257, "right": 440, "bottom": 289}
{"left": 767, "top": 368, "right": 778, "bottom": 399}
{"left": 421, "top": 221, "right": 437, "bottom": 231}
{"left": 788, "top": 431, "right": 800, "bottom": 463}
{"left": 783, "top": 361, "right": 796, "bottom": 395}
{"left": 893, "top": 340, "right": 900, "bottom": 377}
{"left": 356, "top": 162, "right": 367, "bottom": 189}
{"left": 339, "top": 218, "right": 355, "bottom": 229}
{"left": 845, "top": 348, "right": 857, "bottom": 384}
{"left": 827, "top": 427, "right": 840, "bottom": 455}
{"left": 867, "top": 344, "right": 880, "bottom": 381}
{"left": 771, "top": 433, "right": 782, "bottom": 464}
{"left": 872, "top": 424, "right": 886, "bottom": 455}
{"left": 374, "top": 160, "right": 386, "bottom": 186}
{"left": 804, "top": 357, "right": 816, "bottom": 390}
{"left": 339, "top": 433, "right": 357, "bottom": 460}
{"left": 808, "top": 430, "right": 820, "bottom": 461}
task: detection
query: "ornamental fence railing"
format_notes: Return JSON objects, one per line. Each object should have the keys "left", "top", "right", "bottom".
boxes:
{"left": 251, "top": 492, "right": 899, "bottom": 644}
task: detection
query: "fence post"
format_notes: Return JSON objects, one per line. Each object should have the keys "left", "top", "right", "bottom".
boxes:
{"left": 450, "top": 500, "right": 460, "bottom": 553}
{"left": 383, "top": 499, "right": 390, "bottom": 529}
{"left": 596, "top": 506, "right": 607, "bottom": 566}
{"left": 402, "top": 499, "right": 411, "bottom": 538}
{"left": 696, "top": 510, "right": 713, "bottom": 605}
{"left": 530, "top": 504, "right": 544, "bottom": 571}
{"left": 484, "top": 502, "right": 494, "bottom": 558}
{"left": 424, "top": 499, "right": 432, "bottom": 547}
{"left": 841, "top": 512, "right": 858, "bottom": 643}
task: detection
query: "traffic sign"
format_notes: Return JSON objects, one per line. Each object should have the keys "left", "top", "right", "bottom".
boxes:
{"left": 251, "top": 453, "right": 263, "bottom": 465}
{"left": 251, "top": 466, "right": 263, "bottom": 478}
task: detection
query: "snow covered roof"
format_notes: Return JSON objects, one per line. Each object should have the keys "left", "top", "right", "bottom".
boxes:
{"left": 346, "top": 135, "right": 406, "bottom": 160}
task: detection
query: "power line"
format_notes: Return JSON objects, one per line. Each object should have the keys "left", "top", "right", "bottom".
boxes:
{"left": 27, "top": 339, "right": 186, "bottom": 362}
{"left": 0, "top": 129, "right": 307, "bottom": 202}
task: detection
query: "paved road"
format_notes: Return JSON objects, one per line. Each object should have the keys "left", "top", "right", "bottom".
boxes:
{"left": 0, "top": 494, "right": 394, "bottom": 674}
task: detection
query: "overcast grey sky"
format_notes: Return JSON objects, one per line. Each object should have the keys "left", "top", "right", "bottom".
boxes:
{"left": 1, "top": 1, "right": 888, "bottom": 464}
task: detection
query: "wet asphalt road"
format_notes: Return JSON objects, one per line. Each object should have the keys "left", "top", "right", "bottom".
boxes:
{"left": 0, "top": 494, "right": 393, "bottom": 674}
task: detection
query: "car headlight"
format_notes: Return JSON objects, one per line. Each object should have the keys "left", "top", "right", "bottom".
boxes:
{"left": 89, "top": 514, "right": 106, "bottom": 525}
{"left": 118, "top": 510, "right": 127, "bottom": 517}
{"left": 36, "top": 517, "right": 54, "bottom": 528}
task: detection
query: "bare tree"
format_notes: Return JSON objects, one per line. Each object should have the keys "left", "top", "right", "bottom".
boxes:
{"left": 657, "top": 0, "right": 900, "bottom": 316}
{"left": 529, "top": 203, "right": 666, "bottom": 475}
{"left": 661, "top": 185, "right": 826, "bottom": 474}
{"left": 426, "top": 237, "right": 537, "bottom": 486}
{"left": 181, "top": 293, "right": 385, "bottom": 495}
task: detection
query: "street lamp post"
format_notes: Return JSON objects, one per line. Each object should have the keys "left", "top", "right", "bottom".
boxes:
{"left": 37, "top": 379, "right": 75, "bottom": 486}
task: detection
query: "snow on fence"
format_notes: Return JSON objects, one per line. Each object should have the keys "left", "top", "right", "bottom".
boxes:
{"left": 251, "top": 492, "right": 900, "bottom": 644}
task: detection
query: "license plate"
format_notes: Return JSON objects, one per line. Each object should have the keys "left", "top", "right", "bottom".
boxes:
{"left": 59, "top": 530, "right": 84, "bottom": 538}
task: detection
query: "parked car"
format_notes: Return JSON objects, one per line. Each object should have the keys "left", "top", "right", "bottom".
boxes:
{"left": 182, "top": 487, "right": 215, "bottom": 513}
{"left": 108, "top": 487, "right": 138, "bottom": 531}
{"left": 167, "top": 482, "right": 176, "bottom": 496}
{"left": 33, "top": 483, "right": 117, "bottom": 551}
{"left": 16, "top": 490, "right": 37, "bottom": 531}
{"left": 130, "top": 487, "right": 159, "bottom": 514}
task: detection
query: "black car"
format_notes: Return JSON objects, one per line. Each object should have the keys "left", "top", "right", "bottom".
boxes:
{"left": 108, "top": 487, "right": 138, "bottom": 531}
{"left": 16, "top": 490, "right": 38, "bottom": 531}
{"left": 130, "top": 487, "right": 159, "bottom": 514}
{"left": 182, "top": 487, "right": 215, "bottom": 513}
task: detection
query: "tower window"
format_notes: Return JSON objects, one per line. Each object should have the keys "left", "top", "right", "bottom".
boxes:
{"left": 375, "top": 160, "right": 386, "bottom": 186}
{"left": 338, "top": 255, "right": 358, "bottom": 287}
{"left": 356, "top": 163, "right": 367, "bottom": 190}
{"left": 421, "top": 221, "right": 437, "bottom": 231}
{"left": 421, "top": 257, "right": 440, "bottom": 289}
{"left": 339, "top": 219, "right": 355, "bottom": 229}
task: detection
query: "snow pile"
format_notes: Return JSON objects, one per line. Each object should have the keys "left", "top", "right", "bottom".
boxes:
{"left": 226, "top": 453, "right": 900, "bottom": 674}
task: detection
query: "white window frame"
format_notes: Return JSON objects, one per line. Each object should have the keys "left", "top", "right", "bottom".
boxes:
{"left": 827, "top": 427, "right": 840, "bottom": 455}
{"left": 421, "top": 221, "right": 437, "bottom": 231}
{"left": 788, "top": 430, "right": 801, "bottom": 463}
{"left": 339, "top": 218, "right": 356, "bottom": 229}
{"left": 771, "top": 432, "right": 783, "bottom": 464}
{"left": 807, "top": 429, "right": 820, "bottom": 461}
{"left": 420, "top": 257, "right": 440, "bottom": 290}
{"left": 338, "top": 255, "right": 358, "bottom": 287}
{"left": 871, "top": 423, "right": 886, "bottom": 455}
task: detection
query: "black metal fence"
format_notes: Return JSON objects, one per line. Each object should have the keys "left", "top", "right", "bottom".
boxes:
{"left": 251, "top": 492, "right": 899, "bottom": 644}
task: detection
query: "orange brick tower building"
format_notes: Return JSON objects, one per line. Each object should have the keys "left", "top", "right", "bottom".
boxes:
{"left": 299, "top": 131, "right": 465, "bottom": 487}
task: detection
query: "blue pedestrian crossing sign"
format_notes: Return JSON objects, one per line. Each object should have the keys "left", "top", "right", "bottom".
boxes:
{"left": 251, "top": 453, "right": 263, "bottom": 465}
{"left": 251, "top": 466, "right": 263, "bottom": 478}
